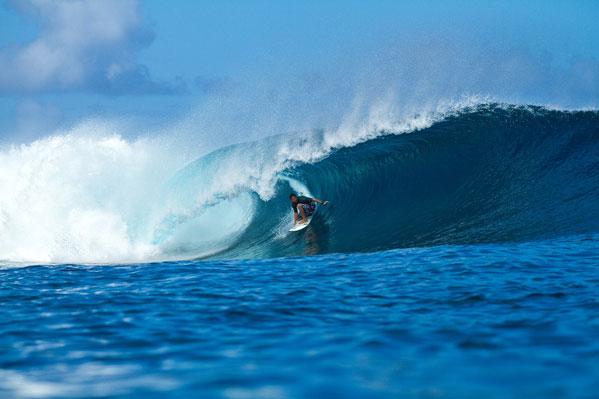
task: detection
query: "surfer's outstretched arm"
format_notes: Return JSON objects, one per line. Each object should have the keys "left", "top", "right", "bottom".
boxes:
{"left": 312, "top": 197, "right": 329, "bottom": 205}
{"left": 293, "top": 211, "right": 299, "bottom": 225}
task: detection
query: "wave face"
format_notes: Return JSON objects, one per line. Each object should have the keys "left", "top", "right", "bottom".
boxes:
{"left": 219, "top": 105, "right": 599, "bottom": 258}
{"left": 1, "top": 104, "right": 598, "bottom": 263}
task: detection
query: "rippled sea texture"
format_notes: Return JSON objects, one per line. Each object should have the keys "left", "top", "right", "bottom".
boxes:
{"left": 1, "top": 235, "right": 598, "bottom": 398}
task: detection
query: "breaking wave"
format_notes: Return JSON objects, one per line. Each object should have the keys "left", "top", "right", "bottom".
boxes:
{"left": 1, "top": 103, "right": 598, "bottom": 263}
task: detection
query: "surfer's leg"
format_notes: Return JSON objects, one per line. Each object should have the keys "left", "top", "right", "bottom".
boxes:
{"left": 298, "top": 204, "right": 308, "bottom": 221}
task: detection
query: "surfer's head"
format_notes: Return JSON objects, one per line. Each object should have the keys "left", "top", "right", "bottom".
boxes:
{"left": 289, "top": 193, "right": 298, "bottom": 204}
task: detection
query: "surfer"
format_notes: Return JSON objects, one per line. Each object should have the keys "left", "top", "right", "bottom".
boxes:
{"left": 290, "top": 193, "right": 328, "bottom": 225}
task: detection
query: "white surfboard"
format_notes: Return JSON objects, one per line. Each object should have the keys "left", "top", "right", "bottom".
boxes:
{"left": 289, "top": 215, "right": 314, "bottom": 232}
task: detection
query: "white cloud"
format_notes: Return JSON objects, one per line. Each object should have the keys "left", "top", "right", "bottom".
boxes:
{"left": 0, "top": 0, "right": 184, "bottom": 94}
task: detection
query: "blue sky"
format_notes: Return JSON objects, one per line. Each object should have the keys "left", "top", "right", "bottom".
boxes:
{"left": 1, "top": 0, "right": 598, "bottom": 143}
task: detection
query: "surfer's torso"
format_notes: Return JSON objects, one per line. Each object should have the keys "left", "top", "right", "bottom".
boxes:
{"left": 291, "top": 196, "right": 314, "bottom": 213}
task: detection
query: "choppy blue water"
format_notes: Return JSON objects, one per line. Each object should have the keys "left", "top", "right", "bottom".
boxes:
{"left": 1, "top": 234, "right": 598, "bottom": 398}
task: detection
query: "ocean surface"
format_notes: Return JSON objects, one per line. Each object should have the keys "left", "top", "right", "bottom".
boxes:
{"left": 1, "top": 104, "right": 598, "bottom": 397}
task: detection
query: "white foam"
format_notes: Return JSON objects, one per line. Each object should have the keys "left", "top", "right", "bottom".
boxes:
{"left": 0, "top": 125, "right": 182, "bottom": 264}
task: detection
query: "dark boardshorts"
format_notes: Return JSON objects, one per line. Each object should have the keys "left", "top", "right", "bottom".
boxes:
{"left": 297, "top": 203, "right": 316, "bottom": 218}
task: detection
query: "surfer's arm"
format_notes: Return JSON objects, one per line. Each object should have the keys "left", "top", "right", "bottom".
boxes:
{"left": 293, "top": 211, "right": 299, "bottom": 224}
{"left": 312, "top": 198, "right": 329, "bottom": 205}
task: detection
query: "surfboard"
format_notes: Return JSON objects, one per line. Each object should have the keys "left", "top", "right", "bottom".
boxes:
{"left": 289, "top": 214, "right": 314, "bottom": 232}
